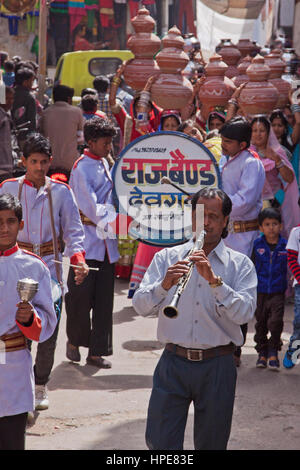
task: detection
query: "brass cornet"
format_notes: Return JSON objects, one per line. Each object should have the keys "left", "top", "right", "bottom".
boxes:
{"left": 163, "top": 230, "right": 206, "bottom": 319}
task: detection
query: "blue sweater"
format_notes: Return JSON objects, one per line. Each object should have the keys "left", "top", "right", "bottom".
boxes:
{"left": 252, "top": 235, "right": 287, "bottom": 294}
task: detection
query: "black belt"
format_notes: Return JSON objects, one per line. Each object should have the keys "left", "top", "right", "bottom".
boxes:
{"left": 165, "top": 343, "right": 235, "bottom": 362}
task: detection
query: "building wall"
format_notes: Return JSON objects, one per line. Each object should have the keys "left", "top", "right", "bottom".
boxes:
{"left": 0, "top": 17, "right": 37, "bottom": 61}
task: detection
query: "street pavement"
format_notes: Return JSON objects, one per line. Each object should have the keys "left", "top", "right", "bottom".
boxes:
{"left": 26, "top": 271, "right": 300, "bottom": 451}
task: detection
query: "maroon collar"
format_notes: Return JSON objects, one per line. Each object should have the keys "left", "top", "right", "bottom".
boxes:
{"left": 24, "top": 177, "right": 34, "bottom": 187}
{"left": 84, "top": 149, "right": 103, "bottom": 161}
{"left": 0, "top": 244, "right": 19, "bottom": 257}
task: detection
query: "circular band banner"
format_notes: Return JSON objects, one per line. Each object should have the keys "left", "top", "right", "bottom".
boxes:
{"left": 112, "top": 131, "right": 221, "bottom": 246}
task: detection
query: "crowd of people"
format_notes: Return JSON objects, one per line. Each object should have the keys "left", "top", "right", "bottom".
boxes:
{"left": 1, "top": 37, "right": 300, "bottom": 451}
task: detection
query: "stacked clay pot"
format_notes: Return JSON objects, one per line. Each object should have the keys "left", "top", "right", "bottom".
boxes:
{"left": 198, "top": 53, "right": 236, "bottom": 108}
{"left": 151, "top": 26, "right": 193, "bottom": 110}
{"left": 232, "top": 55, "right": 252, "bottom": 87}
{"left": 238, "top": 54, "right": 279, "bottom": 117}
{"left": 215, "top": 38, "right": 230, "bottom": 54}
{"left": 219, "top": 39, "right": 242, "bottom": 79}
{"left": 264, "top": 51, "right": 291, "bottom": 109}
{"left": 123, "top": 8, "right": 161, "bottom": 91}
{"left": 236, "top": 38, "right": 257, "bottom": 60}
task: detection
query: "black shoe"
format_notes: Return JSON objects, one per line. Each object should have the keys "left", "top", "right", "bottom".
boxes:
{"left": 66, "top": 341, "right": 81, "bottom": 362}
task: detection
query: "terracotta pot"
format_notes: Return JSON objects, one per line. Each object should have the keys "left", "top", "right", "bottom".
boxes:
{"left": 151, "top": 74, "right": 194, "bottom": 110}
{"left": 219, "top": 39, "right": 241, "bottom": 78}
{"left": 198, "top": 54, "right": 236, "bottom": 108}
{"left": 264, "top": 53, "right": 285, "bottom": 78}
{"left": 124, "top": 8, "right": 161, "bottom": 91}
{"left": 265, "top": 53, "right": 291, "bottom": 109}
{"left": 239, "top": 55, "right": 279, "bottom": 116}
{"left": 127, "top": 33, "right": 161, "bottom": 58}
{"left": 215, "top": 38, "right": 231, "bottom": 54}
{"left": 271, "top": 48, "right": 283, "bottom": 58}
{"left": 232, "top": 55, "right": 251, "bottom": 87}
{"left": 236, "top": 38, "right": 256, "bottom": 58}
{"left": 130, "top": 7, "right": 156, "bottom": 33}
{"left": 151, "top": 26, "right": 193, "bottom": 110}
{"left": 124, "top": 59, "right": 161, "bottom": 92}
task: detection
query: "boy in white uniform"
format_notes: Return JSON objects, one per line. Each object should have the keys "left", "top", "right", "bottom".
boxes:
{"left": 66, "top": 118, "right": 119, "bottom": 369}
{"left": 0, "top": 193, "right": 57, "bottom": 449}
{"left": 0, "top": 133, "right": 88, "bottom": 409}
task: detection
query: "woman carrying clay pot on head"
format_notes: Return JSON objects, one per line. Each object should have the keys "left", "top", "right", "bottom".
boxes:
{"left": 225, "top": 82, "right": 248, "bottom": 122}
{"left": 109, "top": 62, "right": 162, "bottom": 150}
{"left": 270, "top": 90, "right": 300, "bottom": 185}
{"left": 250, "top": 115, "right": 300, "bottom": 238}
{"left": 158, "top": 109, "right": 182, "bottom": 131}
{"left": 109, "top": 63, "right": 164, "bottom": 291}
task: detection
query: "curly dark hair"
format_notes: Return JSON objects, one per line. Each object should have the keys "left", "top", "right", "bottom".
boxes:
{"left": 22, "top": 133, "right": 52, "bottom": 159}
{"left": 84, "top": 117, "right": 117, "bottom": 142}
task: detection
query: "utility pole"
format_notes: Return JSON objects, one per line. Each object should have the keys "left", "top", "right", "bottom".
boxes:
{"left": 37, "top": 0, "right": 48, "bottom": 105}
{"left": 161, "top": 0, "right": 169, "bottom": 36}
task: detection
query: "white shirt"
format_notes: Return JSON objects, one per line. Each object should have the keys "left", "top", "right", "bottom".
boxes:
{"left": 0, "top": 176, "right": 85, "bottom": 282}
{"left": 133, "top": 238, "right": 257, "bottom": 349}
{"left": 69, "top": 150, "right": 119, "bottom": 263}
{"left": 219, "top": 149, "right": 265, "bottom": 256}
{"left": 0, "top": 246, "right": 57, "bottom": 417}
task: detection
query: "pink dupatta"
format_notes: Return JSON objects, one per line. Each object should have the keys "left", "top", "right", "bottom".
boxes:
{"left": 250, "top": 127, "right": 300, "bottom": 237}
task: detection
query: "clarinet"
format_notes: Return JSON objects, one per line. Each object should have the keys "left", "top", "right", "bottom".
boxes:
{"left": 162, "top": 230, "right": 206, "bottom": 319}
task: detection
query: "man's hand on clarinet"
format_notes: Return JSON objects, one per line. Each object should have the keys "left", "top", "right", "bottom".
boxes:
{"left": 161, "top": 260, "right": 190, "bottom": 291}
{"left": 189, "top": 249, "right": 219, "bottom": 284}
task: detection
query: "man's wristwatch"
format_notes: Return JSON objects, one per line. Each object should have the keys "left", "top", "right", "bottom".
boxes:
{"left": 209, "top": 276, "right": 223, "bottom": 288}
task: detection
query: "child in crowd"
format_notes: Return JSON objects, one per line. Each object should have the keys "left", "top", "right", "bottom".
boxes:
{"left": 0, "top": 194, "right": 56, "bottom": 449}
{"left": 252, "top": 208, "right": 287, "bottom": 370}
{"left": 283, "top": 222, "right": 300, "bottom": 368}
{"left": 2, "top": 60, "right": 15, "bottom": 87}
{"left": 65, "top": 117, "right": 119, "bottom": 369}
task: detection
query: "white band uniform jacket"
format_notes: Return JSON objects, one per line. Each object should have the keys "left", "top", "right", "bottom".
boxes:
{"left": 69, "top": 150, "right": 119, "bottom": 263}
{"left": 219, "top": 149, "right": 265, "bottom": 257}
{"left": 0, "top": 176, "right": 86, "bottom": 282}
{"left": 132, "top": 239, "right": 257, "bottom": 350}
{"left": 0, "top": 245, "right": 57, "bottom": 417}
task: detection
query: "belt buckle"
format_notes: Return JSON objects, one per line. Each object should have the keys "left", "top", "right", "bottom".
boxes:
{"left": 187, "top": 349, "right": 203, "bottom": 361}
{"left": 32, "top": 243, "right": 41, "bottom": 256}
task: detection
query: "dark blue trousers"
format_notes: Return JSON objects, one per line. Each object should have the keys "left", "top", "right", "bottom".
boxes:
{"left": 146, "top": 348, "right": 237, "bottom": 450}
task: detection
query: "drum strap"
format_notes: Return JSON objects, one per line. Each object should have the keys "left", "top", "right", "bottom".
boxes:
{"left": 18, "top": 177, "right": 63, "bottom": 292}
{"left": 45, "top": 183, "right": 63, "bottom": 291}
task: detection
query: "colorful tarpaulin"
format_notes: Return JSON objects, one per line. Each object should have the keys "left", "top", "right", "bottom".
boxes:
{"left": 68, "top": 0, "right": 86, "bottom": 34}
